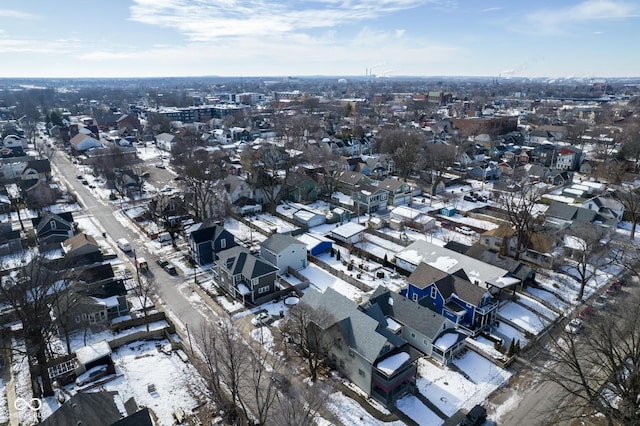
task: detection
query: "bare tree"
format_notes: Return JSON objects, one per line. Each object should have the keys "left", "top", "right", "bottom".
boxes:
{"left": 613, "top": 184, "right": 640, "bottom": 240}
{"left": 377, "top": 128, "right": 425, "bottom": 181}
{"left": 0, "top": 253, "right": 68, "bottom": 396}
{"left": 421, "top": 143, "right": 457, "bottom": 196}
{"left": 133, "top": 272, "right": 155, "bottom": 332}
{"left": 540, "top": 291, "right": 640, "bottom": 425}
{"left": 564, "top": 225, "right": 614, "bottom": 301}
{"left": 496, "top": 180, "right": 546, "bottom": 260}
{"left": 283, "top": 301, "right": 336, "bottom": 382}
{"left": 271, "top": 380, "right": 333, "bottom": 426}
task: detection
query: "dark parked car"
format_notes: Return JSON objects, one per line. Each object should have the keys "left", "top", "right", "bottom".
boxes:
{"left": 156, "top": 258, "right": 169, "bottom": 267}
{"left": 460, "top": 404, "right": 487, "bottom": 426}
{"left": 164, "top": 264, "right": 177, "bottom": 275}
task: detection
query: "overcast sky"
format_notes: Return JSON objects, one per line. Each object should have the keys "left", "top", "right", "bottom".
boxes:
{"left": 0, "top": 0, "right": 638, "bottom": 79}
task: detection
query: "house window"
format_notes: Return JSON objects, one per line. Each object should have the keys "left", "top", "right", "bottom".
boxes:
{"left": 348, "top": 349, "right": 355, "bottom": 358}
{"left": 258, "top": 286, "right": 270, "bottom": 294}
{"left": 423, "top": 339, "right": 429, "bottom": 345}
{"left": 410, "top": 332, "right": 416, "bottom": 339}
{"left": 412, "top": 293, "right": 418, "bottom": 302}
{"left": 50, "top": 220, "right": 57, "bottom": 230}
{"left": 220, "top": 239, "right": 226, "bottom": 249}
{"left": 358, "top": 369, "right": 365, "bottom": 377}
{"left": 430, "top": 287, "right": 436, "bottom": 298}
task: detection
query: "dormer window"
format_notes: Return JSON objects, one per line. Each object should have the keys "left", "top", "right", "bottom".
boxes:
{"left": 50, "top": 220, "right": 57, "bottom": 230}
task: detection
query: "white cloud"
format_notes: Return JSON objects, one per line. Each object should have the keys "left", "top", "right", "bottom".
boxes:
{"left": 525, "top": 0, "right": 639, "bottom": 34}
{"left": 0, "top": 9, "right": 40, "bottom": 20}
{"left": 128, "top": 0, "right": 433, "bottom": 41}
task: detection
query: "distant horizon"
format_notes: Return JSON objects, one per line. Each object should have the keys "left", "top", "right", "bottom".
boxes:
{"left": 1, "top": 1, "right": 639, "bottom": 79}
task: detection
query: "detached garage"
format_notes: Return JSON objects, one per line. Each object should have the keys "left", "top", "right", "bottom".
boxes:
{"left": 297, "top": 233, "right": 333, "bottom": 256}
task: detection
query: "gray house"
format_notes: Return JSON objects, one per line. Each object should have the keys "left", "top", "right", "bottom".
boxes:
{"left": 215, "top": 246, "right": 278, "bottom": 305}
{"left": 361, "top": 287, "right": 465, "bottom": 364}
{"left": 300, "top": 287, "right": 417, "bottom": 407}
{"left": 260, "top": 233, "right": 307, "bottom": 275}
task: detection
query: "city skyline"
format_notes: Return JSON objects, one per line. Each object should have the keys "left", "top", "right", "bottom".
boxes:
{"left": 1, "top": 0, "right": 639, "bottom": 79}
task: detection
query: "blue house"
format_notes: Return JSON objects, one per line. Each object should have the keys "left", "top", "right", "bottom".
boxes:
{"left": 403, "top": 262, "right": 498, "bottom": 336}
{"left": 187, "top": 220, "right": 236, "bottom": 266}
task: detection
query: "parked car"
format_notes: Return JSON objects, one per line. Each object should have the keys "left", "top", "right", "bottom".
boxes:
{"left": 155, "top": 163, "right": 166, "bottom": 169}
{"left": 593, "top": 295, "right": 608, "bottom": 309}
{"left": 156, "top": 257, "right": 169, "bottom": 267}
{"left": 606, "top": 282, "right": 622, "bottom": 295}
{"left": 251, "top": 311, "right": 273, "bottom": 327}
{"left": 578, "top": 306, "right": 596, "bottom": 321}
{"left": 456, "top": 226, "right": 475, "bottom": 235}
{"left": 75, "top": 365, "right": 109, "bottom": 386}
{"left": 463, "top": 195, "right": 477, "bottom": 202}
{"left": 440, "top": 221, "right": 454, "bottom": 230}
{"left": 460, "top": 404, "right": 487, "bottom": 426}
{"left": 164, "top": 264, "right": 177, "bottom": 275}
{"left": 564, "top": 318, "right": 584, "bottom": 334}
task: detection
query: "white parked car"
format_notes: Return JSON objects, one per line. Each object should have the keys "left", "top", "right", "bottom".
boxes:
{"left": 564, "top": 318, "right": 583, "bottom": 334}
{"left": 593, "top": 295, "right": 608, "bottom": 309}
{"left": 456, "top": 226, "right": 474, "bottom": 235}
{"left": 251, "top": 311, "right": 273, "bottom": 327}
{"left": 76, "top": 365, "right": 109, "bottom": 386}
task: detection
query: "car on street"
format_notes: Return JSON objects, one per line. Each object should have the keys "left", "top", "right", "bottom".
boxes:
{"left": 251, "top": 311, "right": 273, "bottom": 327}
{"left": 606, "top": 282, "right": 622, "bottom": 295}
{"left": 164, "top": 264, "right": 177, "bottom": 275}
{"left": 75, "top": 365, "right": 109, "bottom": 386}
{"left": 76, "top": 174, "right": 83, "bottom": 179}
{"left": 593, "top": 295, "right": 608, "bottom": 309}
{"left": 155, "top": 163, "right": 166, "bottom": 169}
{"left": 564, "top": 318, "right": 584, "bottom": 334}
{"left": 81, "top": 179, "right": 89, "bottom": 185}
{"left": 156, "top": 257, "right": 169, "bottom": 268}
{"left": 578, "top": 306, "right": 596, "bottom": 321}
{"left": 460, "top": 404, "right": 487, "bottom": 426}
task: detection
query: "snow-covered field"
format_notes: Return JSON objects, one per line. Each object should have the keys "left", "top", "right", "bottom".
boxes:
{"left": 498, "top": 303, "right": 549, "bottom": 334}
{"left": 397, "top": 395, "right": 443, "bottom": 426}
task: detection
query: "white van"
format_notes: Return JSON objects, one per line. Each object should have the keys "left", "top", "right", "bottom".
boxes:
{"left": 116, "top": 238, "right": 132, "bottom": 252}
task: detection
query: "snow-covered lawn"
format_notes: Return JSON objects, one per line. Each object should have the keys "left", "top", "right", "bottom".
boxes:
{"left": 416, "top": 351, "right": 512, "bottom": 417}
{"left": 325, "top": 391, "right": 404, "bottom": 426}
{"left": 498, "top": 303, "right": 549, "bottom": 334}
{"left": 516, "top": 294, "right": 560, "bottom": 321}
{"left": 493, "top": 322, "right": 529, "bottom": 348}
{"left": 300, "top": 263, "right": 365, "bottom": 301}
{"left": 397, "top": 395, "right": 443, "bottom": 426}
{"left": 526, "top": 286, "right": 572, "bottom": 314}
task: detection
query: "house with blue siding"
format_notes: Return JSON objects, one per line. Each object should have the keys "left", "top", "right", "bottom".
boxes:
{"left": 187, "top": 220, "right": 236, "bottom": 266}
{"left": 403, "top": 262, "right": 498, "bottom": 336}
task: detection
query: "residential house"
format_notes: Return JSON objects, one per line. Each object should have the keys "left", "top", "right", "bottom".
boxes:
{"left": 395, "top": 239, "right": 511, "bottom": 292}
{"left": 292, "top": 208, "right": 326, "bottom": 228}
{"left": 403, "top": 262, "right": 499, "bottom": 336}
{"left": 21, "top": 179, "right": 61, "bottom": 209}
{"left": 389, "top": 206, "right": 436, "bottom": 232}
{"left": 0, "top": 222, "right": 22, "bottom": 256}
{"left": 337, "top": 170, "right": 371, "bottom": 192}
{"left": 296, "top": 233, "right": 333, "bottom": 256}
{"left": 223, "top": 175, "right": 254, "bottom": 204}
{"left": 580, "top": 195, "right": 624, "bottom": 223}
{"left": 555, "top": 146, "right": 583, "bottom": 171}
{"left": 51, "top": 292, "right": 109, "bottom": 333}
{"left": 61, "top": 233, "right": 104, "bottom": 265}
{"left": 215, "top": 246, "right": 278, "bottom": 305}
{"left": 32, "top": 211, "right": 75, "bottom": 246}
{"left": 155, "top": 133, "right": 176, "bottom": 151}
{"left": 73, "top": 263, "right": 127, "bottom": 299}
{"left": 378, "top": 177, "right": 414, "bottom": 206}
{"left": 528, "top": 129, "right": 555, "bottom": 144}
{"left": 579, "top": 160, "right": 594, "bottom": 175}
{"left": 187, "top": 220, "right": 236, "bottom": 266}
{"left": 300, "top": 288, "right": 417, "bottom": 407}
{"left": 352, "top": 184, "right": 388, "bottom": 214}
{"left": 21, "top": 159, "right": 51, "bottom": 181}
{"left": 69, "top": 133, "right": 102, "bottom": 154}
{"left": 260, "top": 233, "right": 307, "bottom": 274}
{"left": 544, "top": 201, "right": 619, "bottom": 230}
{"left": 362, "top": 287, "right": 465, "bottom": 365}
{"left": 283, "top": 171, "right": 317, "bottom": 204}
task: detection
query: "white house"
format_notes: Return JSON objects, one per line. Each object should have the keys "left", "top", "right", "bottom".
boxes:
{"left": 155, "top": 133, "right": 176, "bottom": 151}
{"left": 260, "top": 233, "right": 307, "bottom": 274}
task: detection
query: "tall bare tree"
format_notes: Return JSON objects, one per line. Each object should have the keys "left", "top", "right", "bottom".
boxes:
{"left": 283, "top": 301, "right": 336, "bottom": 382}
{"left": 0, "top": 253, "right": 68, "bottom": 396}
{"left": 496, "top": 180, "right": 546, "bottom": 260}
{"left": 271, "top": 380, "right": 333, "bottom": 426}
{"left": 541, "top": 291, "right": 640, "bottom": 425}
{"left": 421, "top": 143, "right": 457, "bottom": 196}
{"left": 613, "top": 184, "right": 640, "bottom": 240}
{"left": 377, "top": 128, "right": 425, "bottom": 181}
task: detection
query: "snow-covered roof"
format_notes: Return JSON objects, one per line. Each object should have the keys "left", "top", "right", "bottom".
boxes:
{"left": 76, "top": 340, "right": 112, "bottom": 365}
{"left": 376, "top": 352, "right": 410, "bottom": 375}
{"left": 296, "top": 233, "right": 332, "bottom": 250}
{"left": 237, "top": 283, "right": 251, "bottom": 295}
{"left": 331, "top": 222, "right": 366, "bottom": 239}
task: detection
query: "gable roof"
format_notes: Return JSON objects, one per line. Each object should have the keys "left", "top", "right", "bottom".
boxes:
{"left": 301, "top": 288, "right": 397, "bottom": 363}
{"left": 363, "top": 287, "right": 451, "bottom": 340}
{"left": 378, "top": 177, "right": 406, "bottom": 192}
{"left": 261, "top": 233, "right": 303, "bottom": 254}
{"left": 62, "top": 233, "right": 99, "bottom": 252}
{"left": 39, "top": 392, "right": 123, "bottom": 426}
{"left": 24, "top": 158, "right": 51, "bottom": 174}
{"left": 32, "top": 211, "right": 74, "bottom": 233}
{"left": 188, "top": 220, "right": 228, "bottom": 244}
{"left": 217, "top": 246, "right": 277, "bottom": 279}
{"left": 410, "top": 262, "right": 488, "bottom": 306}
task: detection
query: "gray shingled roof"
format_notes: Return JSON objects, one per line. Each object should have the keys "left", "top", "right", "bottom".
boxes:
{"left": 300, "top": 288, "right": 392, "bottom": 363}
{"left": 217, "top": 246, "right": 277, "bottom": 279}
{"left": 408, "top": 262, "right": 488, "bottom": 306}
{"left": 363, "top": 287, "right": 452, "bottom": 340}
{"left": 261, "top": 233, "right": 303, "bottom": 254}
